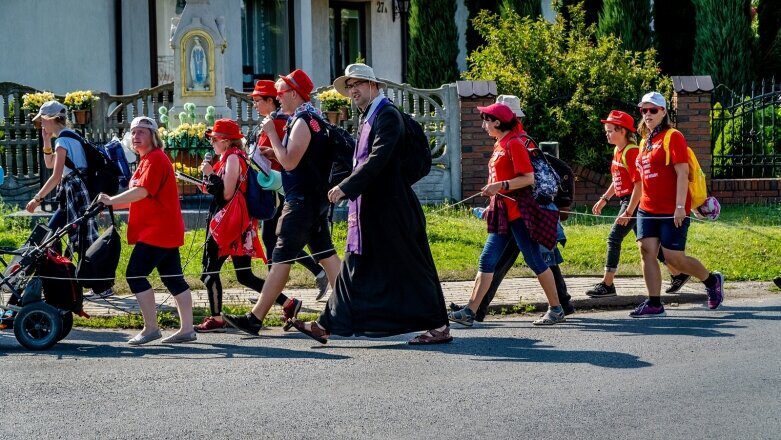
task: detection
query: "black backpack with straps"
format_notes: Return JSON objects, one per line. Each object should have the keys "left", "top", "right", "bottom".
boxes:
{"left": 57, "top": 130, "right": 120, "bottom": 198}
{"left": 76, "top": 207, "right": 121, "bottom": 293}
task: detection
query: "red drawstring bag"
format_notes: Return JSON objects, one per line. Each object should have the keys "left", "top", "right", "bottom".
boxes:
{"left": 209, "top": 192, "right": 250, "bottom": 255}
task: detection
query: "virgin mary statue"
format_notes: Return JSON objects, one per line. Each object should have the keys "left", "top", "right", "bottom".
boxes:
{"left": 189, "top": 37, "right": 208, "bottom": 91}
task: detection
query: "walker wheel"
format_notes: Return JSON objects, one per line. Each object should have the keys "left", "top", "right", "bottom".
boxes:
{"left": 13, "top": 302, "right": 63, "bottom": 350}
{"left": 59, "top": 311, "right": 73, "bottom": 341}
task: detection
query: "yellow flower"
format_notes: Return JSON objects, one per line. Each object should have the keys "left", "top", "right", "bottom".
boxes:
{"left": 63, "top": 90, "right": 98, "bottom": 110}
{"left": 21, "top": 92, "right": 56, "bottom": 112}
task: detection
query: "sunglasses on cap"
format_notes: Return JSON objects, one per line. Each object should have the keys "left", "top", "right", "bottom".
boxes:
{"left": 640, "top": 107, "right": 663, "bottom": 115}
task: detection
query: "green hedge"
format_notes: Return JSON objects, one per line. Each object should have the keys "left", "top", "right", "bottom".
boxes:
{"left": 407, "top": 0, "right": 460, "bottom": 89}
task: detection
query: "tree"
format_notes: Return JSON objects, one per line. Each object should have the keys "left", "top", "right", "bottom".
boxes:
{"left": 466, "top": 0, "right": 499, "bottom": 55}
{"left": 596, "top": 0, "right": 652, "bottom": 52}
{"left": 757, "top": 0, "right": 781, "bottom": 79}
{"left": 465, "top": 7, "right": 671, "bottom": 170}
{"left": 500, "top": 0, "right": 542, "bottom": 18}
{"left": 555, "top": 0, "right": 604, "bottom": 29}
{"left": 693, "top": 0, "right": 754, "bottom": 90}
{"left": 653, "top": 0, "right": 696, "bottom": 75}
{"left": 408, "top": 0, "right": 460, "bottom": 88}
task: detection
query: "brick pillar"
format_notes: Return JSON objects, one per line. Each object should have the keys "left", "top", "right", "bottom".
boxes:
{"left": 671, "top": 76, "right": 713, "bottom": 182}
{"left": 456, "top": 80, "right": 497, "bottom": 206}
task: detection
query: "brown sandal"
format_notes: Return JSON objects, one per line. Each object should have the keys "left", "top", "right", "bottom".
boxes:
{"left": 289, "top": 319, "right": 329, "bottom": 344}
{"left": 408, "top": 327, "right": 453, "bottom": 345}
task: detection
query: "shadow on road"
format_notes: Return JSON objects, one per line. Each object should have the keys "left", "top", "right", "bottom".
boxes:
{"left": 0, "top": 329, "right": 350, "bottom": 361}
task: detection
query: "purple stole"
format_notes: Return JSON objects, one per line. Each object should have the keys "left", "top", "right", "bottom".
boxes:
{"left": 345, "top": 98, "right": 390, "bottom": 254}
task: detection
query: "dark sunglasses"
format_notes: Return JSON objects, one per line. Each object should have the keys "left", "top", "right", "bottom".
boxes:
{"left": 640, "top": 107, "right": 662, "bottom": 115}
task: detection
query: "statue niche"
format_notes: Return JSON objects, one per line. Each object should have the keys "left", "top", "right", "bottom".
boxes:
{"left": 181, "top": 31, "right": 215, "bottom": 96}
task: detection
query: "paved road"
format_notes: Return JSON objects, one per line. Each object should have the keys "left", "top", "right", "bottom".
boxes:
{"left": 2, "top": 296, "right": 780, "bottom": 439}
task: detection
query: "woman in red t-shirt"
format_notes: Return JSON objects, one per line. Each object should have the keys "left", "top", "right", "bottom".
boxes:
{"left": 631, "top": 92, "right": 723, "bottom": 317}
{"left": 447, "top": 103, "right": 564, "bottom": 327}
{"left": 587, "top": 110, "right": 687, "bottom": 298}
{"left": 98, "top": 116, "right": 194, "bottom": 345}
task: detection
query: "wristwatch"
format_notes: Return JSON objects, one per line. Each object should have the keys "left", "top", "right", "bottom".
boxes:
{"left": 676, "top": 204, "right": 685, "bottom": 209}
{"left": 33, "top": 195, "right": 44, "bottom": 203}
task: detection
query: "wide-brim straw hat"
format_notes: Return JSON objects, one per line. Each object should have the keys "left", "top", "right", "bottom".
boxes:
{"left": 333, "top": 63, "right": 387, "bottom": 97}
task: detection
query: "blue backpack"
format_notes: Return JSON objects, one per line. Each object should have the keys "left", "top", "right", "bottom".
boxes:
{"left": 103, "top": 139, "right": 133, "bottom": 190}
{"left": 516, "top": 134, "right": 561, "bottom": 204}
{"left": 244, "top": 159, "right": 277, "bottom": 221}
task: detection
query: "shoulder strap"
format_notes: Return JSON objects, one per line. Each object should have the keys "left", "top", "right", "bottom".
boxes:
{"left": 663, "top": 128, "right": 679, "bottom": 166}
{"left": 621, "top": 144, "right": 639, "bottom": 169}
{"left": 56, "top": 130, "right": 87, "bottom": 177}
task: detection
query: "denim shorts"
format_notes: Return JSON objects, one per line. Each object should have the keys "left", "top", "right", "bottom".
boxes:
{"left": 478, "top": 219, "right": 549, "bottom": 275}
{"left": 636, "top": 209, "right": 689, "bottom": 251}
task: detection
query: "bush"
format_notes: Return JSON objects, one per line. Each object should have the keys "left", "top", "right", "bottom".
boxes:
{"left": 465, "top": 7, "right": 671, "bottom": 170}
{"left": 596, "top": 0, "right": 652, "bottom": 52}
{"left": 713, "top": 98, "right": 781, "bottom": 178}
{"left": 653, "top": 0, "right": 696, "bottom": 75}
{"left": 555, "top": 0, "right": 603, "bottom": 29}
{"left": 693, "top": 0, "right": 755, "bottom": 90}
{"left": 407, "top": 0, "right": 460, "bottom": 89}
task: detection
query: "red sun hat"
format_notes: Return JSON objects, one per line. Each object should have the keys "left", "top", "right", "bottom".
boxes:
{"left": 278, "top": 69, "right": 314, "bottom": 102}
{"left": 205, "top": 119, "right": 244, "bottom": 140}
{"left": 251, "top": 80, "right": 277, "bottom": 98}
{"left": 477, "top": 103, "right": 515, "bottom": 124}
{"left": 601, "top": 110, "right": 637, "bottom": 133}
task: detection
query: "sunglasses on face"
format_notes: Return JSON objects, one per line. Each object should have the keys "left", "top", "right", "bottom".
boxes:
{"left": 344, "top": 80, "right": 368, "bottom": 90}
{"left": 277, "top": 88, "right": 294, "bottom": 97}
{"left": 640, "top": 107, "right": 662, "bottom": 115}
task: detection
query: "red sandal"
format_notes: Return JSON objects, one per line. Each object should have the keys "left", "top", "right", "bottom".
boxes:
{"left": 289, "top": 318, "right": 329, "bottom": 344}
{"left": 408, "top": 327, "right": 453, "bottom": 345}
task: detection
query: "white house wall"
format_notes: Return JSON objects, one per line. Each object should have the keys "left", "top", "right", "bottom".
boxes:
{"left": 0, "top": 0, "right": 118, "bottom": 94}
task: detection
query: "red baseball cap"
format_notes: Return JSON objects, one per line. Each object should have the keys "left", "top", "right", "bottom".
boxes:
{"left": 251, "top": 80, "right": 277, "bottom": 98}
{"left": 477, "top": 103, "right": 515, "bottom": 124}
{"left": 205, "top": 119, "right": 244, "bottom": 140}
{"left": 278, "top": 69, "right": 314, "bottom": 102}
{"left": 601, "top": 110, "right": 636, "bottom": 133}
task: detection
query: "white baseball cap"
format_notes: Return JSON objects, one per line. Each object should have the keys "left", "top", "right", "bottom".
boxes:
{"left": 130, "top": 116, "right": 158, "bottom": 131}
{"left": 32, "top": 100, "right": 67, "bottom": 121}
{"left": 638, "top": 91, "right": 666, "bottom": 108}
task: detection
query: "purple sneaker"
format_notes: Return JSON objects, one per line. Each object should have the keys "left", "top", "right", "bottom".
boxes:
{"left": 706, "top": 272, "right": 724, "bottom": 310}
{"left": 629, "top": 299, "right": 667, "bottom": 318}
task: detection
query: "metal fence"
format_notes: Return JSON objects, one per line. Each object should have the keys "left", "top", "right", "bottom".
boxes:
{"left": 711, "top": 78, "right": 781, "bottom": 179}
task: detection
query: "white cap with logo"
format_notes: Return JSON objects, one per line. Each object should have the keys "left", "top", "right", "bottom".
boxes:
{"left": 32, "top": 100, "right": 67, "bottom": 121}
{"left": 638, "top": 92, "right": 666, "bottom": 108}
{"left": 130, "top": 116, "right": 158, "bottom": 131}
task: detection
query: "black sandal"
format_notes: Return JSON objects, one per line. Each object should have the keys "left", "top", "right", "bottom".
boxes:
{"left": 289, "top": 319, "right": 329, "bottom": 344}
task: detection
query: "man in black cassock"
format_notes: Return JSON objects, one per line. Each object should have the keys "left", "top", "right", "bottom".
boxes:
{"left": 289, "top": 64, "right": 451, "bottom": 345}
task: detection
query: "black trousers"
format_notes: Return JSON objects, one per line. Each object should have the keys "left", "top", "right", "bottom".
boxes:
{"left": 477, "top": 238, "right": 571, "bottom": 320}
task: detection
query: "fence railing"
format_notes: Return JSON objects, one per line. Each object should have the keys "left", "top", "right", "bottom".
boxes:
{"left": 711, "top": 78, "right": 781, "bottom": 179}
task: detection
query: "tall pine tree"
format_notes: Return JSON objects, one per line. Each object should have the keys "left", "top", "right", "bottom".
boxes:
{"left": 654, "top": 0, "right": 696, "bottom": 75}
{"left": 596, "top": 0, "right": 652, "bottom": 52}
{"left": 466, "top": 0, "right": 499, "bottom": 55}
{"left": 757, "top": 0, "right": 781, "bottom": 80}
{"left": 408, "top": 0, "right": 460, "bottom": 88}
{"left": 693, "top": 0, "right": 754, "bottom": 90}
{"left": 500, "top": 0, "right": 542, "bottom": 18}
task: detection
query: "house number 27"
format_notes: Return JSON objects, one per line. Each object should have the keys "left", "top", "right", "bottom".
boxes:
{"left": 377, "top": 1, "right": 387, "bottom": 13}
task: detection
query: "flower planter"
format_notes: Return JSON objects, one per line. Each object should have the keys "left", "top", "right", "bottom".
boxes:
{"left": 73, "top": 109, "right": 91, "bottom": 125}
{"left": 325, "top": 111, "right": 340, "bottom": 125}
{"left": 339, "top": 107, "right": 350, "bottom": 121}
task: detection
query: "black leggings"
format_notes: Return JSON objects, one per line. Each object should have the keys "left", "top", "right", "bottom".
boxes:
{"left": 261, "top": 194, "right": 324, "bottom": 274}
{"left": 201, "top": 238, "right": 287, "bottom": 317}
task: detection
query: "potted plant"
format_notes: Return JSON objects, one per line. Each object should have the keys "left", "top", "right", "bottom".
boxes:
{"left": 64, "top": 90, "right": 99, "bottom": 125}
{"left": 20, "top": 91, "right": 56, "bottom": 129}
{"left": 317, "top": 89, "right": 351, "bottom": 124}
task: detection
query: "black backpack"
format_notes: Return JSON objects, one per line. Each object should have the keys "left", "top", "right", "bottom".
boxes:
{"left": 57, "top": 130, "right": 121, "bottom": 198}
{"left": 76, "top": 208, "right": 121, "bottom": 293}
{"left": 397, "top": 109, "right": 432, "bottom": 185}
{"left": 544, "top": 153, "right": 575, "bottom": 218}
{"left": 292, "top": 111, "right": 356, "bottom": 189}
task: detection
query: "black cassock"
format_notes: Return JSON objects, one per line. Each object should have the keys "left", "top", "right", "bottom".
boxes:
{"left": 317, "top": 104, "right": 448, "bottom": 337}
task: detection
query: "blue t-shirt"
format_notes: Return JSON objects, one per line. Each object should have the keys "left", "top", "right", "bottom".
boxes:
{"left": 55, "top": 129, "right": 88, "bottom": 176}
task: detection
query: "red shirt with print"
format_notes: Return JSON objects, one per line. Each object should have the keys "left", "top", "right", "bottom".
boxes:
{"left": 611, "top": 145, "right": 641, "bottom": 197}
{"left": 488, "top": 134, "right": 534, "bottom": 222}
{"left": 127, "top": 147, "right": 185, "bottom": 248}
{"left": 638, "top": 129, "right": 691, "bottom": 214}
